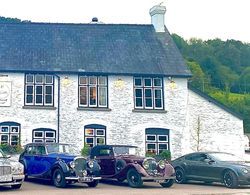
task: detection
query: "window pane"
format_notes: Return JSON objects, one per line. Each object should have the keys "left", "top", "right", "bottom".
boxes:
{"left": 11, "top": 135, "right": 19, "bottom": 145}
{"left": 36, "top": 95, "right": 43, "bottom": 104}
{"left": 34, "top": 131, "right": 43, "bottom": 138}
{"left": 89, "top": 87, "right": 97, "bottom": 106}
{"left": 80, "top": 87, "right": 88, "bottom": 106}
{"left": 1, "top": 127, "right": 9, "bottom": 133}
{"left": 45, "top": 86, "right": 52, "bottom": 94}
{"left": 147, "top": 135, "right": 156, "bottom": 141}
{"left": 26, "top": 95, "right": 33, "bottom": 104}
{"left": 135, "top": 89, "right": 142, "bottom": 97}
{"left": 154, "top": 78, "right": 162, "bottom": 87}
{"left": 35, "top": 75, "right": 43, "bottom": 83}
{"left": 144, "top": 78, "right": 152, "bottom": 87}
{"left": 85, "top": 129, "right": 94, "bottom": 136}
{"left": 155, "top": 99, "right": 162, "bottom": 108}
{"left": 86, "top": 137, "right": 94, "bottom": 147}
{"left": 145, "top": 89, "right": 152, "bottom": 97}
{"left": 45, "top": 95, "right": 52, "bottom": 104}
{"left": 1, "top": 135, "right": 9, "bottom": 144}
{"left": 96, "top": 129, "right": 105, "bottom": 136}
{"left": 159, "top": 144, "right": 168, "bottom": 150}
{"left": 134, "top": 78, "right": 142, "bottom": 86}
{"left": 89, "top": 76, "right": 97, "bottom": 85}
{"left": 11, "top": 127, "right": 19, "bottom": 133}
{"left": 158, "top": 135, "right": 168, "bottom": 142}
{"left": 27, "top": 86, "right": 33, "bottom": 94}
{"left": 154, "top": 89, "right": 162, "bottom": 99}
{"left": 99, "top": 87, "right": 107, "bottom": 106}
{"left": 79, "top": 76, "right": 88, "bottom": 85}
{"left": 145, "top": 99, "right": 152, "bottom": 107}
{"left": 36, "top": 86, "right": 43, "bottom": 94}
{"left": 26, "top": 75, "right": 34, "bottom": 83}
{"left": 98, "top": 77, "right": 107, "bottom": 85}
{"left": 45, "top": 75, "right": 53, "bottom": 84}
{"left": 96, "top": 137, "right": 105, "bottom": 145}
{"left": 135, "top": 98, "right": 142, "bottom": 107}
{"left": 45, "top": 132, "right": 55, "bottom": 138}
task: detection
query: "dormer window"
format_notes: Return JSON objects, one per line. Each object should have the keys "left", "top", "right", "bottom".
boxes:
{"left": 134, "top": 77, "right": 163, "bottom": 110}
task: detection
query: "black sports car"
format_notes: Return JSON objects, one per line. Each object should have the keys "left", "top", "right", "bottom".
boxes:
{"left": 171, "top": 152, "right": 250, "bottom": 188}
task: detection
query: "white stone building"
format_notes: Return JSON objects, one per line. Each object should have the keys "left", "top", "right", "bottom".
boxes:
{"left": 0, "top": 5, "right": 244, "bottom": 158}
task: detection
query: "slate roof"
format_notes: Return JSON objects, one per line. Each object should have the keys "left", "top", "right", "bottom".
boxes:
{"left": 0, "top": 22, "right": 191, "bottom": 76}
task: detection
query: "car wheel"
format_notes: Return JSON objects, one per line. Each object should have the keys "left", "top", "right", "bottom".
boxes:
{"left": 126, "top": 168, "right": 143, "bottom": 188}
{"left": 53, "top": 168, "right": 66, "bottom": 188}
{"left": 175, "top": 168, "right": 186, "bottom": 184}
{"left": 160, "top": 179, "right": 175, "bottom": 188}
{"left": 87, "top": 180, "right": 99, "bottom": 188}
{"left": 11, "top": 184, "right": 22, "bottom": 189}
{"left": 223, "top": 170, "right": 238, "bottom": 188}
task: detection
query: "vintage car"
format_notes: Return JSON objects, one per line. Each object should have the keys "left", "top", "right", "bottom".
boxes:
{"left": 171, "top": 152, "right": 250, "bottom": 188}
{"left": 0, "top": 148, "right": 24, "bottom": 189}
{"left": 19, "top": 143, "right": 101, "bottom": 188}
{"left": 90, "top": 145, "right": 175, "bottom": 188}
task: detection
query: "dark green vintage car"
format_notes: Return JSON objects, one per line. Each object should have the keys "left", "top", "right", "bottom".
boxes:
{"left": 171, "top": 152, "right": 250, "bottom": 188}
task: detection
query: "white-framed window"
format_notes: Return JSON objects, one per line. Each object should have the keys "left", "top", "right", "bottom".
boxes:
{"left": 0, "top": 122, "right": 21, "bottom": 146}
{"left": 25, "top": 74, "right": 54, "bottom": 106}
{"left": 79, "top": 76, "right": 108, "bottom": 108}
{"left": 134, "top": 77, "right": 163, "bottom": 110}
{"left": 145, "top": 128, "right": 169, "bottom": 155}
{"left": 84, "top": 125, "right": 106, "bottom": 147}
{"left": 32, "top": 128, "right": 56, "bottom": 143}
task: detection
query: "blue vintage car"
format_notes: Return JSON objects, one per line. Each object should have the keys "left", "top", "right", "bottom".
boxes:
{"left": 19, "top": 143, "right": 101, "bottom": 188}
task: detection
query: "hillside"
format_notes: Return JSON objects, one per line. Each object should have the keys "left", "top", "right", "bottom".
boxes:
{"left": 172, "top": 34, "right": 250, "bottom": 132}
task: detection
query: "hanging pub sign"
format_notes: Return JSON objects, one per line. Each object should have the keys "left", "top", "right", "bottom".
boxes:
{"left": 0, "top": 81, "right": 11, "bottom": 106}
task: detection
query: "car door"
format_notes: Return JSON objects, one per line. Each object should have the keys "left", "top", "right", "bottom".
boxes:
{"left": 22, "top": 145, "right": 36, "bottom": 175}
{"left": 32, "top": 145, "right": 50, "bottom": 176}
{"left": 95, "top": 147, "right": 116, "bottom": 176}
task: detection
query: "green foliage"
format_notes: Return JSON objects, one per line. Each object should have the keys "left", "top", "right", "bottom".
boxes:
{"left": 81, "top": 144, "right": 90, "bottom": 156}
{"left": 0, "top": 16, "right": 31, "bottom": 23}
{"left": 145, "top": 150, "right": 171, "bottom": 160}
{"left": 172, "top": 34, "right": 250, "bottom": 132}
{"left": 0, "top": 144, "right": 23, "bottom": 154}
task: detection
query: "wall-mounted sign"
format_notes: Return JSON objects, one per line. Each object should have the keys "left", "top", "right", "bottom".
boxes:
{"left": 0, "top": 81, "right": 11, "bottom": 107}
{"left": 114, "top": 79, "right": 125, "bottom": 89}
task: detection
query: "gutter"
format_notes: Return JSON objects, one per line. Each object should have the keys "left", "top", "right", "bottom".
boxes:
{"left": 54, "top": 74, "right": 60, "bottom": 143}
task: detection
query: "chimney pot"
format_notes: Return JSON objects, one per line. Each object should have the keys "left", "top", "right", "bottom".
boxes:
{"left": 149, "top": 4, "right": 166, "bottom": 32}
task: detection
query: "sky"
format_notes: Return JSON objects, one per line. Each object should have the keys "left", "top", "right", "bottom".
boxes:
{"left": 0, "top": 0, "right": 250, "bottom": 43}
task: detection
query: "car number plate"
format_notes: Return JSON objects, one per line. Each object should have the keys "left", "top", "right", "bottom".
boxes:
{"left": 0, "top": 174, "right": 12, "bottom": 182}
{"left": 78, "top": 177, "right": 93, "bottom": 183}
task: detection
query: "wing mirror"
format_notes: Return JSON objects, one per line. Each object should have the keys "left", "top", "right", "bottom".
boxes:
{"left": 204, "top": 158, "right": 215, "bottom": 164}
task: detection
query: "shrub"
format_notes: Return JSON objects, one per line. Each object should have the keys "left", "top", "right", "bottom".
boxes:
{"left": 0, "top": 144, "right": 23, "bottom": 154}
{"left": 145, "top": 150, "right": 171, "bottom": 161}
{"left": 81, "top": 144, "right": 90, "bottom": 156}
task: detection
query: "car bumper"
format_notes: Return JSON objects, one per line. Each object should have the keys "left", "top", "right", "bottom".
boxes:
{"left": 141, "top": 176, "right": 176, "bottom": 182}
{"left": 65, "top": 176, "right": 102, "bottom": 183}
{"left": 0, "top": 174, "right": 24, "bottom": 186}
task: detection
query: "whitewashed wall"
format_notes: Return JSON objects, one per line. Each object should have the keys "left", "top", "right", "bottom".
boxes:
{"left": 187, "top": 90, "right": 245, "bottom": 157}
{"left": 0, "top": 72, "right": 244, "bottom": 159}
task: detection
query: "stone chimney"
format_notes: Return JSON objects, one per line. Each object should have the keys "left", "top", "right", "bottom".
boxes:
{"left": 149, "top": 4, "right": 166, "bottom": 32}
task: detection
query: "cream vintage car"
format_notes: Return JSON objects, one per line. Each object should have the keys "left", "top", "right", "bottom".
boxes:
{"left": 0, "top": 148, "right": 24, "bottom": 189}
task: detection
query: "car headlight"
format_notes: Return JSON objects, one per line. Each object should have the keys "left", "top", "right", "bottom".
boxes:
{"left": 11, "top": 164, "right": 24, "bottom": 174}
{"left": 69, "top": 161, "right": 75, "bottom": 169}
{"left": 87, "top": 160, "right": 94, "bottom": 168}
{"left": 142, "top": 160, "right": 150, "bottom": 170}
{"left": 242, "top": 168, "right": 249, "bottom": 174}
{"left": 158, "top": 160, "right": 166, "bottom": 169}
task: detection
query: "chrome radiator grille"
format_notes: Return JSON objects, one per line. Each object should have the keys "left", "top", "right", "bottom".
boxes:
{"left": 74, "top": 158, "right": 87, "bottom": 177}
{"left": 0, "top": 166, "right": 11, "bottom": 176}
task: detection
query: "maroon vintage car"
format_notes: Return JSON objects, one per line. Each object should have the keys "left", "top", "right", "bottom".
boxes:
{"left": 90, "top": 145, "right": 175, "bottom": 188}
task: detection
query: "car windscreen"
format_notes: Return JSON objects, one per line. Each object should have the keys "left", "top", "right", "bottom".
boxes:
{"left": 46, "top": 144, "right": 70, "bottom": 154}
{"left": 209, "top": 153, "right": 244, "bottom": 162}
{"left": 113, "top": 146, "right": 138, "bottom": 156}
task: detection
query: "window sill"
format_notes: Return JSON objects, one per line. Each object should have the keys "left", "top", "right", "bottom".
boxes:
{"left": 22, "top": 106, "right": 57, "bottom": 110}
{"left": 132, "top": 109, "right": 167, "bottom": 113}
{"left": 77, "top": 107, "right": 111, "bottom": 112}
